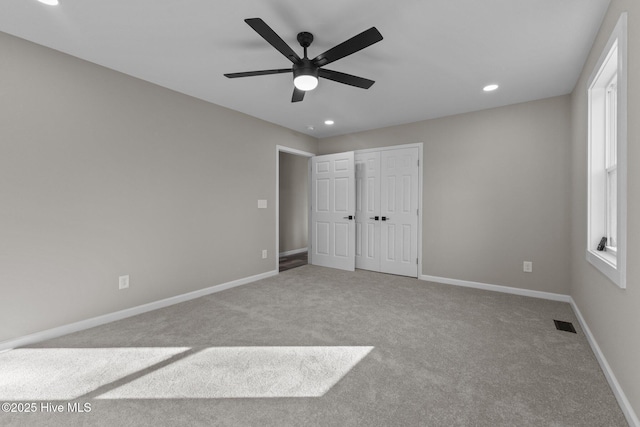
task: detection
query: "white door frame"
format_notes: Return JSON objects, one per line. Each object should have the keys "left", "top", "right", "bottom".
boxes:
{"left": 275, "top": 145, "right": 315, "bottom": 273}
{"left": 354, "top": 143, "right": 423, "bottom": 278}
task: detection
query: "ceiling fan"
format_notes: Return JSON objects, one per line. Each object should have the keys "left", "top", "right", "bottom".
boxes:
{"left": 224, "top": 18, "right": 383, "bottom": 102}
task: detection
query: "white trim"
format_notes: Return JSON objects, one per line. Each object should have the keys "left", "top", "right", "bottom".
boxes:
{"left": 276, "top": 145, "right": 315, "bottom": 158}
{"left": 569, "top": 299, "right": 640, "bottom": 427}
{"left": 417, "top": 143, "right": 423, "bottom": 278}
{"left": 419, "top": 274, "right": 571, "bottom": 302}
{"left": 353, "top": 142, "right": 422, "bottom": 155}
{"left": 279, "top": 247, "right": 308, "bottom": 257}
{"left": 0, "top": 270, "right": 278, "bottom": 352}
{"left": 276, "top": 145, "right": 315, "bottom": 273}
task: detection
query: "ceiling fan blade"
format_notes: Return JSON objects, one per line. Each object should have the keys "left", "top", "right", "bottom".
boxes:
{"left": 224, "top": 69, "right": 292, "bottom": 78}
{"left": 318, "top": 69, "right": 375, "bottom": 89}
{"left": 292, "top": 87, "right": 305, "bottom": 103}
{"left": 313, "top": 27, "right": 383, "bottom": 67}
{"left": 245, "top": 18, "right": 301, "bottom": 64}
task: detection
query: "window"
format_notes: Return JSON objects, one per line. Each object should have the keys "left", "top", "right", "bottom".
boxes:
{"left": 587, "top": 13, "right": 627, "bottom": 288}
{"left": 605, "top": 74, "right": 617, "bottom": 254}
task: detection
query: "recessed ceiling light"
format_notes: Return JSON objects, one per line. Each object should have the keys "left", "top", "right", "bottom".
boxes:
{"left": 38, "top": 0, "right": 59, "bottom": 5}
{"left": 483, "top": 84, "right": 499, "bottom": 92}
{"left": 324, "top": 120, "right": 335, "bottom": 126}
{"left": 306, "top": 125, "right": 315, "bottom": 131}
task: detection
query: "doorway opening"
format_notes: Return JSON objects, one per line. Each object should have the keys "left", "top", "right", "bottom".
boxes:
{"left": 276, "top": 146, "right": 314, "bottom": 273}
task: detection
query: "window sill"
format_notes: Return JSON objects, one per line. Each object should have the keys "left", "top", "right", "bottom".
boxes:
{"left": 593, "top": 249, "right": 617, "bottom": 267}
{"left": 586, "top": 248, "right": 625, "bottom": 289}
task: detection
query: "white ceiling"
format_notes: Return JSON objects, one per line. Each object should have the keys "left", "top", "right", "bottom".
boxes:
{"left": 0, "top": 0, "right": 610, "bottom": 138}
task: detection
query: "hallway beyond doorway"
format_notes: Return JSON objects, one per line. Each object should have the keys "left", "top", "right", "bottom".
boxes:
{"left": 279, "top": 251, "right": 307, "bottom": 272}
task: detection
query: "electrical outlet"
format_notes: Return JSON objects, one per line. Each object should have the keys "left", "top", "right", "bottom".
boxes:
{"left": 262, "top": 250, "right": 268, "bottom": 259}
{"left": 523, "top": 262, "right": 533, "bottom": 273}
{"left": 118, "top": 275, "right": 130, "bottom": 290}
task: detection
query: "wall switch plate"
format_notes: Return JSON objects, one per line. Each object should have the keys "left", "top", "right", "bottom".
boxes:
{"left": 523, "top": 262, "right": 533, "bottom": 273}
{"left": 118, "top": 275, "right": 130, "bottom": 290}
{"left": 258, "top": 199, "right": 267, "bottom": 209}
{"left": 262, "top": 250, "right": 268, "bottom": 259}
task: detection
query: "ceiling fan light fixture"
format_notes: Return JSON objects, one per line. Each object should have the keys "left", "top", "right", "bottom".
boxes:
{"left": 293, "top": 60, "right": 319, "bottom": 91}
{"left": 294, "top": 75, "right": 319, "bottom": 91}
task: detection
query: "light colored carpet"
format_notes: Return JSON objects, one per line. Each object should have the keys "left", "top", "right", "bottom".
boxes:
{"left": 96, "top": 346, "right": 373, "bottom": 399}
{"left": 0, "top": 346, "right": 372, "bottom": 400}
{"left": 0, "top": 347, "right": 189, "bottom": 400}
{"left": 0, "top": 265, "right": 628, "bottom": 426}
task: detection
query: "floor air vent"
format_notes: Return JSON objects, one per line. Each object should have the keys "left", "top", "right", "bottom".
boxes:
{"left": 554, "top": 320, "right": 577, "bottom": 333}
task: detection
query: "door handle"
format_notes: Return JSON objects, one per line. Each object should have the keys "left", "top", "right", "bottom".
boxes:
{"left": 381, "top": 216, "right": 390, "bottom": 221}
{"left": 369, "top": 216, "right": 379, "bottom": 221}
{"left": 343, "top": 215, "right": 354, "bottom": 220}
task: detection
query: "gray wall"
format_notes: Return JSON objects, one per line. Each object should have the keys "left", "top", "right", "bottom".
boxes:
{"left": 319, "top": 95, "right": 572, "bottom": 295}
{"left": 570, "top": 0, "right": 640, "bottom": 416}
{"left": 0, "top": 32, "right": 316, "bottom": 343}
{"left": 279, "top": 152, "right": 308, "bottom": 254}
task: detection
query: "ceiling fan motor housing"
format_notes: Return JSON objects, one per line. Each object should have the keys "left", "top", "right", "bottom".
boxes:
{"left": 293, "top": 58, "right": 318, "bottom": 79}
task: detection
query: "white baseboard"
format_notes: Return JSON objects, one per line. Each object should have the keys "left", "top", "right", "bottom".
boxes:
{"left": 419, "top": 274, "right": 572, "bottom": 302}
{"left": 419, "top": 273, "right": 638, "bottom": 426}
{"left": 279, "top": 247, "right": 308, "bottom": 257}
{"left": 0, "top": 270, "right": 278, "bottom": 352}
{"left": 569, "top": 299, "right": 639, "bottom": 427}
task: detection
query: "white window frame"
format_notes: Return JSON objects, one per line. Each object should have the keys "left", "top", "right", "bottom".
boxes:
{"left": 586, "top": 13, "right": 627, "bottom": 289}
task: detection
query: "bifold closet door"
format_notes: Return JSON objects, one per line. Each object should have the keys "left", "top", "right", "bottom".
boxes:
{"left": 310, "top": 152, "right": 356, "bottom": 271}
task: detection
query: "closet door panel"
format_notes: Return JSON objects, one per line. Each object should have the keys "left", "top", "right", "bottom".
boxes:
{"left": 355, "top": 152, "right": 381, "bottom": 271}
{"left": 310, "top": 152, "right": 356, "bottom": 271}
{"left": 380, "top": 148, "right": 419, "bottom": 277}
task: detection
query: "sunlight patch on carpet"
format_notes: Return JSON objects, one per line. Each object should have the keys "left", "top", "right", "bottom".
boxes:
{"left": 0, "top": 347, "right": 190, "bottom": 400}
{"left": 97, "top": 346, "right": 374, "bottom": 399}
